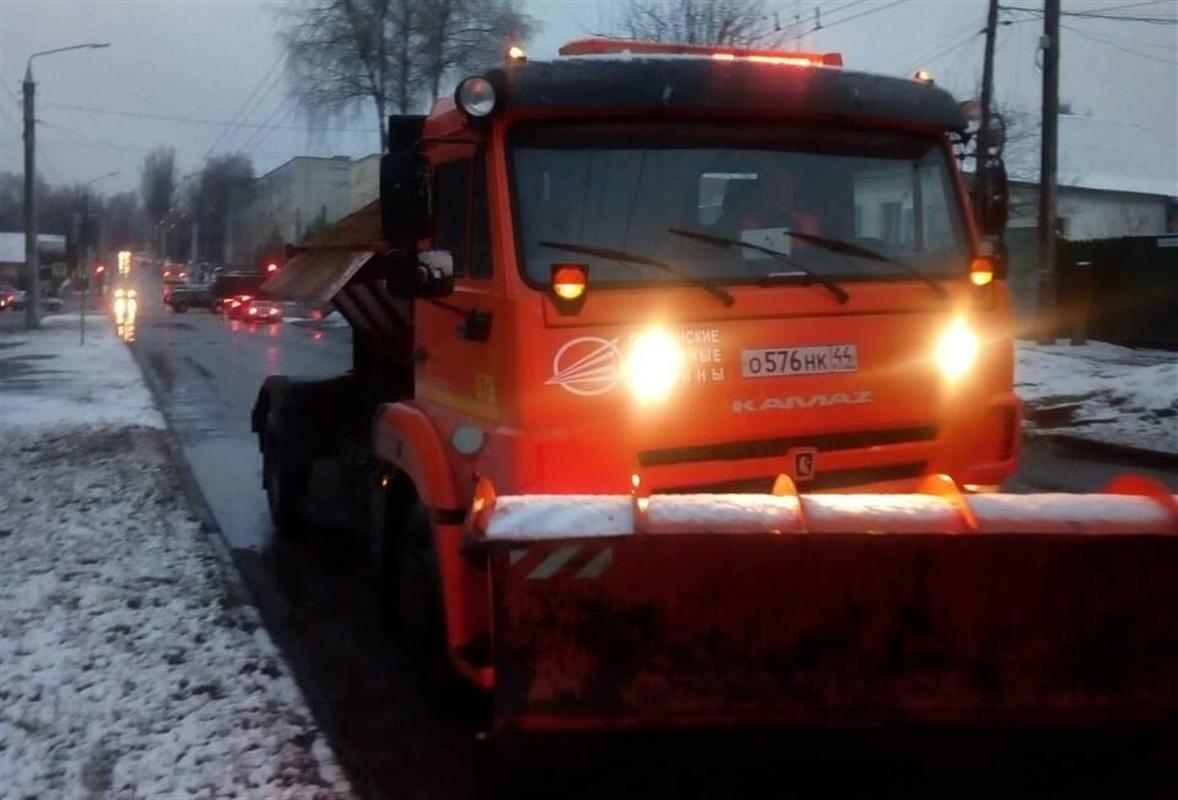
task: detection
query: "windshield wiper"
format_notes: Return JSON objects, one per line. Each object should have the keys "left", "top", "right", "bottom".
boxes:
{"left": 667, "top": 228, "right": 849, "bottom": 305}
{"left": 782, "top": 230, "right": 949, "bottom": 300}
{"left": 539, "top": 241, "right": 735, "bottom": 307}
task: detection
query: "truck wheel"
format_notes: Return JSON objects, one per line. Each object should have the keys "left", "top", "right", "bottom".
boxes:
{"left": 263, "top": 434, "right": 307, "bottom": 538}
{"left": 396, "top": 503, "right": 448, "bottom": 671}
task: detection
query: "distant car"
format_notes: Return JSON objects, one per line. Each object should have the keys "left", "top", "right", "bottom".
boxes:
{"left": 0, "top": 285, "right": 24, "bottom": 310}
{"left": 166, "top": 283, "right": 211, "bottom": 313}
{"left": 244, "top": 298, "right": 282, "bottom": 323}
{"left": 211, "top": 272, "right": 266, "bottom": 312}
{"left": 43, "top": 296, "right": 63, "bottom": 313}
{"left": 224, "top": 294, "right": 254, "bottom": 320}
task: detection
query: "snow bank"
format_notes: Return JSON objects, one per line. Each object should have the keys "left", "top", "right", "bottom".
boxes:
{"left": 1015, "top": 339, "right": 1178, "bottom": 454}
{"left": 0, "top": 426, "right": 352, "bottom": 800}
{"left": 1, "top": 313, "right": 163, "bottom": 430}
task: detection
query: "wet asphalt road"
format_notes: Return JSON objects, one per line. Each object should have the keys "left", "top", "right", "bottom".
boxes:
{"left": 121, "top": 269, "right": 1175, "bottom": 799}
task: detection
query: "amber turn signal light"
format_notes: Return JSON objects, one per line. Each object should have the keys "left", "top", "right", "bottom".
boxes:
{"left": 551, "top": 263, "right": 588, "bottom": 314}
{"left": 969, "top": 257, "right": 994, "bottom": 287}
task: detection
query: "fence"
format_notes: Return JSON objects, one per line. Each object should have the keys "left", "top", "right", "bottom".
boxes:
{"left": 1056, "top": 234, "right": 1178, "bottom": 349}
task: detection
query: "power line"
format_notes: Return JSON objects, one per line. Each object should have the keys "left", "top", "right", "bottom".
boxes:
{"left": 207, "top": 53, "right": 289, "bottom": 157}
{"left": 1062, "top": 23, "right": 1178, "bottom": 64}
{"left": 813, "top": 0, "right": 871, "bottom": 25}
{"left": 860, "top": 14, "right": 983, "bottom": 72}
{"left": 902, "top": 27, "right": 986, "bottom": 77}
{"left": 815, "top": 0, "right": 911, "bottom": 33}
{"left": 43, "top": 101, "right": 378, "bottom": 133}
{"left": 235, "top": 94, "right": 297, "bottom": 156}
{"left": 1083, "top": 0, "right": 1176, "bottom": 12}
{"left": 1001, "top": 4, "right": 1178, "bottom": 23}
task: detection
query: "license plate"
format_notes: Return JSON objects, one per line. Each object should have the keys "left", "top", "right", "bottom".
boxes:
{"left": 741, "top": 344, "right": 858, "bottom": 378}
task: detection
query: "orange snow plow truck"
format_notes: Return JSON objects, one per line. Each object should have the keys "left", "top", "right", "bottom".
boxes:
{"left": 254, "top": 39, "right": 1178, "bottom": 734}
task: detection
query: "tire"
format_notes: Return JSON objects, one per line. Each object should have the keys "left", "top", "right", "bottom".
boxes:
{"left": 263, "top": 433, "right": 308, "bottom": 539}
{"left": 173, "top": 304, "right": 188, "bottom": 313}
{"left": 380, "top": 481, "right": 448, "bottom": 673}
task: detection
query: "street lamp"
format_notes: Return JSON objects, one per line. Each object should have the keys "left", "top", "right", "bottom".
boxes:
{"left": 22, "top": 42, "right": 110, "bottom": 329}
{"left": 77, "top": 170, "right": 118, "bottom": 346}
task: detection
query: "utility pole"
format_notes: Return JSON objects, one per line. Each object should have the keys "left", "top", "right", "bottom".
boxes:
{"left": 1037, "top": 0, "right": 1061, "bottom": 342}
{"left": 22, "top": 68, "right": 38, "bottom": 329}
{"left": 21, "top": 43, "right": 110, "bottom": 330}
{"left": 975, "top": 0, "right": 1000, "bottom": 215}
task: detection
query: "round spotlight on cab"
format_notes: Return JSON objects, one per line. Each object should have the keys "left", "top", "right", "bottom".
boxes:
{"left": 455, "top": 76, "right": 497, "bottom": 118}
{"left": 625, "top": 329, "right": 685, "bottom": 404}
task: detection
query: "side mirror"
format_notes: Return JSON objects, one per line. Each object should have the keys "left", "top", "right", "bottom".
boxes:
{"left": 380, "top": 151, "right": 430, "bottom": 248}
{"left": 975, "top": 157, "right": 1009, "bottom": 236}
{"left": 387, "top": 250, "right": 454, "bottom": 299}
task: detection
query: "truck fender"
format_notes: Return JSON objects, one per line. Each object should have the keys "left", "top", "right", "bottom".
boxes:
{"left": 372, "top": 402, "right": 461, "bottom": 519}
{"left": 253, "top": 374, "right": 358, "bottom": 463}
{"left": 373, "top": 402, "right": 490, "bottom": 686}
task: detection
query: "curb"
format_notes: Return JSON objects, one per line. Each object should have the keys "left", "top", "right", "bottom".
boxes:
{"left": 1034, "top": 432, "right": 1178, "bottom": 470}
{"left": 124, "top": 339, "right": 226, "bottom": 540}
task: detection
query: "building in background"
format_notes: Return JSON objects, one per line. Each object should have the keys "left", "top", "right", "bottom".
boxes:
{"left": 1000, "top": 114, "right": 1178, "bottom": 323}
{"left": 0, "top": 232, "right": 67, "bottom": 287}
{"left": 230, "top": 154, "right": 380, "bottom": 269}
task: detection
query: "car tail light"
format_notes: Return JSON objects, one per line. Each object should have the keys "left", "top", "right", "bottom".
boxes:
{"left": 249, "top": 306, "right": 258, "bottom": 316}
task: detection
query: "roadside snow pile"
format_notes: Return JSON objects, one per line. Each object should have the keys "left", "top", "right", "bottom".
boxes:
{"left": 0, "top": 313, "right": 162, "bottom": 429}
{"left": 0, "top": 316, "right": 352, "bottom": 799}
{"left": 1015, "top": 339, "right": 1178, "bottom": 455}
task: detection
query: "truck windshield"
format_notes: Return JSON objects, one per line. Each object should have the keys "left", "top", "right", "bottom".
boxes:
{"left": 510, "top": 123, "right": 970, "bottom": 287}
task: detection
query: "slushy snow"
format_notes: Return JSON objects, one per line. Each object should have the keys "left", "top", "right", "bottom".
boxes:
{"left": 1015, "top": 339, "right": 1177, "bottom": 454}
{"left": 0, "top": 314, "right": 352, "bottom": 799}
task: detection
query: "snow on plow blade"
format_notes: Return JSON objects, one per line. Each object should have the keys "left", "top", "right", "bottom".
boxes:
{"left": 476, "top": 477, "right": 1178, "bottom": 732}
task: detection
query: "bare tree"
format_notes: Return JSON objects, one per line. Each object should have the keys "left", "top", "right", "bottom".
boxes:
{"left": 419, "top": 0, "right": 536, "bottom": 101}
{"left": 141, "top": 147, "right": 177, "bottom": 234}
{"left": 101, "top": 191, "right": 143, "bottom": 251}
{"left": 280, "top": 0, "right": 538, "bottom": 148}
{"left": 618, "top": 0, "right": 782, "bottom": 47}
{"left": 280, "top": 0, "right": 417, "bottom": 149}
{"left": 190, "top": 154, "right": 254, "bottom": 263}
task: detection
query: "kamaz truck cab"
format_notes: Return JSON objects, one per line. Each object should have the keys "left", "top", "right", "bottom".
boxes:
{"left": 254, "top": 40, "right": 1176, "bottom": 733}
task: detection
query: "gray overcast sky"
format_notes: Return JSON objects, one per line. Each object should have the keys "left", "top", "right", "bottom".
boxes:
{"left": 0, "top": 0, "right": 1174, "bottom": 197}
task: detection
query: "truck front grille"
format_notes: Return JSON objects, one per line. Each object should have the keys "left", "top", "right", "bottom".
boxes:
{"left": 638, "top": 426, "right": 937, "bottom": 468}
{"left": 661, "top": 462, "right": 929, "bottom": 494}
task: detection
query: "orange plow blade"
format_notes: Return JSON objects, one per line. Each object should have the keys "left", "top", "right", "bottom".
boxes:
{"left": 476, "top": 477, "right": 1178, "bottom": 733}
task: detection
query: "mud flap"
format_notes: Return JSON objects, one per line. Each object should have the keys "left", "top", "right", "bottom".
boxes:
{"left": 489, "top": 532, "right": 1178, "bottom": 733}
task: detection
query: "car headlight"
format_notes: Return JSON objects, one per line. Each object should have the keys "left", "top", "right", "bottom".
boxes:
{"left": 128, "top": 289, "right": 137, "bottom": 299}
{"left": 934, "top": 319, "right": 980, "bottom": 382}
{"left": 625, "top": 329, "right": 684, "bottom": 404}
{"left": 115, "top": 288, "right": 126, "bottom": 299}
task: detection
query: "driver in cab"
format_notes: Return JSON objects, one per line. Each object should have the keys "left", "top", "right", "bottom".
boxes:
{"left": 715, "top": 166, "right": 819, "bottom": 255}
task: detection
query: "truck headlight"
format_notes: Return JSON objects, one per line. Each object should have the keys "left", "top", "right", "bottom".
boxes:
{"left": 935, "top": 319, "right": 980, "bottom": 382}
{"left": 625, "top": 329, "right": 684, "bottom": 404}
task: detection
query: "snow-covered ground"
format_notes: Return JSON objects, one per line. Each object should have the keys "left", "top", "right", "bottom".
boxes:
{"left": 0, "top": 315, "right": 352, "bottom": 799}
{"left": 1015, "top": 339, "right": 1178, "bottom": 455}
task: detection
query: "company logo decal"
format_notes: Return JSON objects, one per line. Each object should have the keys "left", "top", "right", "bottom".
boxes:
{"left": 792, "top": 448, "right": 817, "bottom": 481}
{"left": 731, "top": 391, "right": 874, "bottom": 413}
{"left": 547, "top": 336, "right": 622, "bottom": 396}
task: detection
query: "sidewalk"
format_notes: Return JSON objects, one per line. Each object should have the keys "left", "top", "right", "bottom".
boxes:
{"left": 1016, "top": 339, "right": 1178, "bottom": 460}
{"left": 0, "top": 314, "right": 352, "bottom": 799}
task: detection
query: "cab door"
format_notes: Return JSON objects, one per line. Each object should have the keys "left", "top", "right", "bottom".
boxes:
{"left": 413, "top": 149, "right": 506, "bottom": 473}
